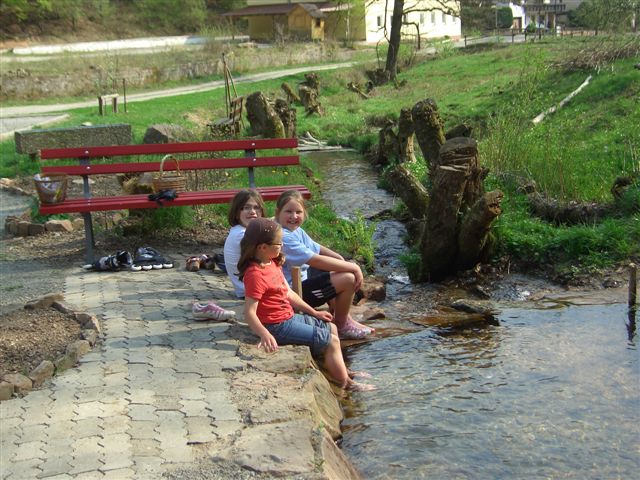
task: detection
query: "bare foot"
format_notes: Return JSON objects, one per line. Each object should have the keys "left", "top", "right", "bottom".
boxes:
{"left": 347, "top": 380, "right": 376, "bottom": 392}
{"left": 348, "top": 370, "right": 372, "bottom": 379}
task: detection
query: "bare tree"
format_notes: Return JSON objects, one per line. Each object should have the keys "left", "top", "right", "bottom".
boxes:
{"left": 377, "top": 0, "right": 462, "bottom": 83}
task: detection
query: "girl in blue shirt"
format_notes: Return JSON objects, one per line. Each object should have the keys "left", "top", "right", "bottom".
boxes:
{"left": 275, "top": 190, "right": 374, "bottom": 340}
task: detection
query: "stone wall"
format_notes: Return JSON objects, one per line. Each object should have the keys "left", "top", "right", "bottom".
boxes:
{"left": 15, "top": 123, "right": 132, "bottom": 154}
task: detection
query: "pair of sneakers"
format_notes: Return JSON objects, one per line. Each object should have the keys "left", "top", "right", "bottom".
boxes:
{"left": 131, "top": 247, "right": 174, "bottom": 271}
{"left": 186, "top": 254, "right": 216, "bottom": 272}
{"left": 192, "top": 301, "right": 236, "bottom": 321}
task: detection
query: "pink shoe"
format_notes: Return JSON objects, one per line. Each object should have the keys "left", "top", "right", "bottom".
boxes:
{"left": 192, "top": 302, "right": 236, "bottom": 321}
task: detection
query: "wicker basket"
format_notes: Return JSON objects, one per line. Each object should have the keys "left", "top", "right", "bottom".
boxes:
{"left": 152, "top": 155, "right": 186, "bottom": 193}
{"left": 34, "top": 174, "right": 68, "bottom": 204}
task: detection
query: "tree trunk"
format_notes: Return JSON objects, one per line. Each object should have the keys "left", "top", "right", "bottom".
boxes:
{"left": 385, "top": 163, "right": 429, "bottom": 217}
{"left": 397, "top": 107, "right": 416, "bottom": 163}
{"left": 245, "top": 91, "right": 285, "bottom": 138}
{"left": 456, "top": 190, "right": 504, "bottom": 270}
{"left": 411, "top": 98, "right": 446, "bottom": 173}
{"left": 384, "top": 0, "right": 405, "bottom": 81}
{"left": 419, "top": 157, "right": 468, "bottom": 282}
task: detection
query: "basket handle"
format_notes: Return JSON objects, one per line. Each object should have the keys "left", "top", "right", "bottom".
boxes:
{"left": 159, "top": 155, "right": 181, "bottom": 176}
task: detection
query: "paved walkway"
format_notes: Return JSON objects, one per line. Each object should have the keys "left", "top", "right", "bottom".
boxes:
{"left": 1, "top": 264, "right": 247, "bottom": 479}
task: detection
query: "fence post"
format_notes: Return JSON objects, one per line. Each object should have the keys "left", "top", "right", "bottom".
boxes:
{"left": 464, "top": 35, "right": 467, "bottom": 47}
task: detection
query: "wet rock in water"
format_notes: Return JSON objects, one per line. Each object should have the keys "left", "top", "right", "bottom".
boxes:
{"left": 449, "top": 299, "right": 498, "bottom": 319}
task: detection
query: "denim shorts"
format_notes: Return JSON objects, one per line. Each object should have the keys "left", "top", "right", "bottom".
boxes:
{"left": 264, "top": 313, "right": 331, "bottom": 357}
{"left": 302, "top": 270, "right": 336, "bottom": 308}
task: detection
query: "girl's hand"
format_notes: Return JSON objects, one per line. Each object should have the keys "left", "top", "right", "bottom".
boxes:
{"left": 257, "top": 332, "right": 279, "bottom": 353}
{"left": 313, "top": 310, "right": 334, "bottom": 323}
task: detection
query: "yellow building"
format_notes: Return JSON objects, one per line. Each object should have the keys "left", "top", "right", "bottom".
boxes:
{"left": 224, "top": 0, "right": 461, "bottom": 43}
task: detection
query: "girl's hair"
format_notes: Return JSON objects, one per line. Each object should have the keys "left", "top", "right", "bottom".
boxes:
{"left": 275, "top": 189, "right": 307, "bottom": 222}
{"left": 228, "top": 189, "right": 266, "bottom": 226}
{"left": 237, "top": 218, "right": 285, "bottom": 280}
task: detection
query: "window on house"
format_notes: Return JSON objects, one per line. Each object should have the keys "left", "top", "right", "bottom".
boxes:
{"left": 403, "top": 14, "right": 408, "bottom": 23}
{"left": 420, "top": 13, "right": 424, "bottom": 25}
{"left": 377, "top": 16, "right": 382, "bottom": 27}
{"left": 431, "top": 12, "right": 436, "bottom": 24}
{"left": 315, "top": 18, "right": 321, "bottom": 28}
{"left": 442, "top": 12, "right": 446, "bottom": 24}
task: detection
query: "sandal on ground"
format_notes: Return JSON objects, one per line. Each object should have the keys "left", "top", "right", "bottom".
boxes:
{"left": 186, "top": 254, "right": 216, "bottom": 272}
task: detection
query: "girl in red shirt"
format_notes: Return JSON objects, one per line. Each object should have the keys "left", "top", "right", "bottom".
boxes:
{"left": 238, "top": 218, "right": 373, "bottom": 390}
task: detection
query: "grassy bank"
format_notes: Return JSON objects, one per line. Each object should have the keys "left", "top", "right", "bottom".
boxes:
{"left": 2, "top": 35, "right": 638, "bottom": 281}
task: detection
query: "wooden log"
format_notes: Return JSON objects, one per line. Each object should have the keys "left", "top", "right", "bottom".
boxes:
{"left": 411, "top": 99, "right": 446, "bottom": 173}
{"left": 456, "top": 190, "right": 504, "bottom": 270}
{"left": 245, "top": 91, "right": 285, "bottom": 138}
{"left": 397, "top": 107, "right": 416, "bottom": 163}
{"left": 526, "top": 192, "right": 614, "bottom": 225}
{"left": 301, "top": 72, "right": 320, "bottom": 91}
{"left": 385, "top": 163, "right": 429, "bottom": 218}
{"left": 347, "top": 82, "right": 370, "bottom": 99}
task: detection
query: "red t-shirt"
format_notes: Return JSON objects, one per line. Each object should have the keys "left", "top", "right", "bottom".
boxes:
{"left": 244, "top": 261, "right": 294, "bottom": 324}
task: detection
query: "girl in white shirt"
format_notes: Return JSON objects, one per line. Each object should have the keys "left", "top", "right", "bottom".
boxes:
{"left": 223, "top": 189, "right": 266, "bottom": 298}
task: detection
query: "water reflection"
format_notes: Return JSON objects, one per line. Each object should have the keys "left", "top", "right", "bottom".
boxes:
{"left": 342, "top": 303, "right": 639, "bottom": 479}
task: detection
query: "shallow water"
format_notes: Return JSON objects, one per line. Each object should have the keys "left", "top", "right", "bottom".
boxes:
{"left": 342, "top": 303, "right": 638, "bottom": 479}
{"left": 306, "top": 150, "right": 639, "bottom": 478}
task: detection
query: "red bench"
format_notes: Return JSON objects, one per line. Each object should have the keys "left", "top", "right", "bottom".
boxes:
{"left": 38, "top": 138, "right": 311, "bottom": 262}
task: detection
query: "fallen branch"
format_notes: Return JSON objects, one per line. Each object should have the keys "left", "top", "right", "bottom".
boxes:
{"left": 532, "top": 75, "right": 592, "bottom": 124}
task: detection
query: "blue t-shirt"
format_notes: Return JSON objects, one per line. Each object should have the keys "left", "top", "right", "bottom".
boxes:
{"left": 281, "top": 226, "right": 320, "bottom": 285}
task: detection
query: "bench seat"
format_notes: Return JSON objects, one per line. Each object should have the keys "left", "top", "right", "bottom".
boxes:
{"left": 40, "top": 185, "right": 311, "bottom": 215}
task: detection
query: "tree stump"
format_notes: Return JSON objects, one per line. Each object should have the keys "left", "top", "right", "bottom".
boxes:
{"left": 274, "top": 99, "right": 297, "bottom": 138}
{"left": 299, "top": 86, "right": 323, "bottom": 116}
{"left": 375, "top": 120, "right": 398, "bottom": 169}
{"left": 245, "top": 91, "right": 286, "bottom": 138}
{"left": 398, "top": 107, "right": 416, "bottom": 163}
{"left": 411, "top": 99, "right": 446, "bottom": 173}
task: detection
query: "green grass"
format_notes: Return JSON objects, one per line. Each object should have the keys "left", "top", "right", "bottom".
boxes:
{"left": 2, "top": 35, "right": 638, "bottom": 278}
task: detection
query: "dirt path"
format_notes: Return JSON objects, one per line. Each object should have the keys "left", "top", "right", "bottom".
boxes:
{"left": 0, "top": 61, "right": 357, "bottom": 119}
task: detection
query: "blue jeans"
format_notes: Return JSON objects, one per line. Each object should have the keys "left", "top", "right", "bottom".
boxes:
{"left": 264, "top": 313, "right": 331, "bottom": 357}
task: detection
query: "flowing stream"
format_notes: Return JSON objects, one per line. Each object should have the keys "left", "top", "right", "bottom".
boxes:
{"left": 306, "top": 150, "right": 639, "bottom": 479}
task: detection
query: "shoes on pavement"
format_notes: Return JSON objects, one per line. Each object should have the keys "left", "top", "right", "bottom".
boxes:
{"left": 192, "top": 301, "right": 236, "bottom": 321}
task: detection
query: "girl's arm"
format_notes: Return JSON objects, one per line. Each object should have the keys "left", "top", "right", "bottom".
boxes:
{"left": 307, "top": 254, "right": 364, "bottom": 291}
{"left": 244, "top": 297, "right": 279, "bottom": 353}
{"left": 318, "top": 245, "right": 344, "bottom": 260}
{"left": 287, "top": 287, "right": 333, "bottom": 323}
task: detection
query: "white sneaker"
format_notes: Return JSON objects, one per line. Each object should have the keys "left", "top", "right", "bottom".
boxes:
{"left": 192, "top": 302, "right": 236, "bottom": 321}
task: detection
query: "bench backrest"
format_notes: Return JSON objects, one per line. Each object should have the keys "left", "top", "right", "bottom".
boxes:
{"left": 40, "top": 138, "right": 299, "bottom": 188}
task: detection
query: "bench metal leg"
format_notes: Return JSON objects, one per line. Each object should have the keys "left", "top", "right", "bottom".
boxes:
{"left": 83, "top": 212, "right": 95, "bottom": 264}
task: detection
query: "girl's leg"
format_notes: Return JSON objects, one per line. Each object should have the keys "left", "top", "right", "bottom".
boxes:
{"left": 329, "top": 272, "right": 374, "bottom": 332}
{"left": 323, "top": 323, "right": 350, "bottom": 386}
